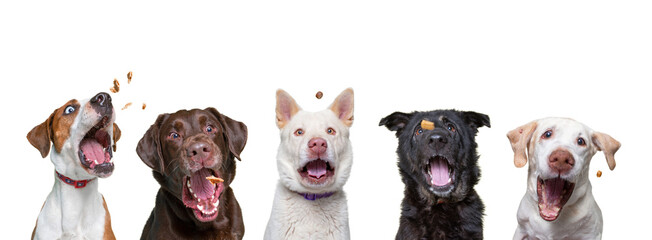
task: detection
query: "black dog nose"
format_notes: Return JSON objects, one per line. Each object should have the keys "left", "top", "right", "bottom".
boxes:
{"left": 91, "top": 92, "right": 112, "bottom": 106}
{"left": 187, "top": 142, "right": 212, "bottom": 162}
{"left": 429, "top": 134, "right": 448, "bottom": 149}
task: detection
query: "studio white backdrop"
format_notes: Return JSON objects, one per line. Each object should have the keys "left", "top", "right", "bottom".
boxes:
{"left": 1, "top": 1, "right": 650, "bottom": 239}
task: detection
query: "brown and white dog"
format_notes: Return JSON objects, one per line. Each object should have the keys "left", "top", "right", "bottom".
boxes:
{"left": 27, "top": 92, "right": 120, "bottom": 240}
{"left": 507, "top": 117, "right": 620, "bottom": 240}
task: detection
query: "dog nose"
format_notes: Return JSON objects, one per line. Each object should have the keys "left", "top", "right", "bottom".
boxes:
{"left": 308, "top": 138, "right": 327, "bottom": 155}
{"left": 91, "top": 92, "right": 112, "bottom": 107}
{"left": 429, "top": 133, "right": 448, "bottom": 148}
{"left": 187, "top": 142, "right": 212, "bottom": 163}
{"left": 548, "top": 149, "right": 575, "bottom": 174}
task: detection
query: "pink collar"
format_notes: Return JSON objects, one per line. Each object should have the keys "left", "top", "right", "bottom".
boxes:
{"left": 56, "top": 171, "right": 93, "bottom": 189}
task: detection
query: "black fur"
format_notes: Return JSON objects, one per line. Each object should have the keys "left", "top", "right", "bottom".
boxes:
{"left": 380, "top": 109, "right": 490, "bottom": 240}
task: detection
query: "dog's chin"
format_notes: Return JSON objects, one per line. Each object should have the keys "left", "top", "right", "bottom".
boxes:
{"left": 78, "top": 116, "right": 114, "bottom": 178}
{"left": 537, "top": 176, "right": 575, "bottom": 221}
{"left": 182, "top": 168, "right": 224, "bottom": 222}
{"left": 297, "top": 159, "right": 336, "bottom": 189}
{"left": 422, "top": 156, "right": 455, "bottom": 197}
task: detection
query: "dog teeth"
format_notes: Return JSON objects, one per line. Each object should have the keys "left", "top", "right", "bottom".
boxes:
{"left": 189, "top": 187, "right": 194, "bottom": 194}
{"left": 94, "top": 159, "right": 99, "bottom": 165}
{"left": 194, "top": 193, "right": 198, "bottom": 199}
{"left": 198, "top": 205, "right": 204, "bottom": 211}
{"left": 447, "top": 177, "right": 452, "bottom": 184}
{"left": 213, "top": 200, "right": 219, "bottom": 207}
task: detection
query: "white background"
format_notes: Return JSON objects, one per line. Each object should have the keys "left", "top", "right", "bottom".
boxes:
{"left": 1, "top": 1, "right": 650, "bottom": 239}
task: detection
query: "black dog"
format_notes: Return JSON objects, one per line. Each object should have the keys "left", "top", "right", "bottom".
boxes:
{"left": 380, "top": 110, "right": 489, "bottom": 240}
{"left": 137, "top": 108, "right": 247, "bottom": 240}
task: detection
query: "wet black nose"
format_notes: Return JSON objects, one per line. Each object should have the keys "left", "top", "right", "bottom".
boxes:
{"left": 91, "top": 92, "right": 112, "bottom": 107}
{"left": 429, "top": 133, "right": 448, "bottom": 148}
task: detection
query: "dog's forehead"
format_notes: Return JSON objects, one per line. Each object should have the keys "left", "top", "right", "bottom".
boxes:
{"left": 288, "top": 109, "right": 343, "bottom": 129}
{"left": 412, "top": 111, "right": 459, "bottom": 126}
{"left": 163, "top": 109, "right": 218, "bottom": 131}
{"left": 536, "top": 118, "right": 592, "bottom": 137}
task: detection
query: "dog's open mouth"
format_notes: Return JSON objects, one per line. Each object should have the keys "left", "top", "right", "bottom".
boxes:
{"left": 78, "top": 116, "right": 114, "bottom": 177}
{"left": 537, "top": 176, "right": 575, "bottom": 221}
{"left": 298, "top": 159, "right": 335, "bottom": 184}
{"left": 182, "top": 168, "right": 224, "bottom": 222}
{"left": 426, "top": 156, "right": 454, "bottom": 188}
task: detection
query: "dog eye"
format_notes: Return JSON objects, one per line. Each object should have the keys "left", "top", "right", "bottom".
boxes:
{"left": 446, "top": 123, "right": 456, "bottom": 132}
{"left": 327, "top": 128, "right": 336, "bottom": 135}
{"left": 542, "top": 130, "right": 553, "bottom": 139}
{"left": 205, "top": 125, "right": 214, "bottom": 133}
{"left": 294, "top": 129, "right": 304, "bottom": 136}
{"left": 64, "top": 106, "right": 76, "bottom": 115}
{"left": 168, "top": 132, "right": 180, "bottom": 140}
{"left": 415, "top": 127, "right": 423, "bottom": 135}
{"left": 577, "top": 137, "right": 586, "bottom": 146}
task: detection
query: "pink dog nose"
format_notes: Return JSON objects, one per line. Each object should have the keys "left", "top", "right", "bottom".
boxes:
{"left": 548, "top": 149, "right": 575, "bottom": 174}
{"left": 308, "top": 138, "right": 327, "bottom": 155}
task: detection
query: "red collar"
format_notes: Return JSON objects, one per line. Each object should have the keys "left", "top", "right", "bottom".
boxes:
{"left": 56, "top": 171, "right": 94, "bottom": 189}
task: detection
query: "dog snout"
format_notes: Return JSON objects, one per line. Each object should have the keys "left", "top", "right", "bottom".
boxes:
{"left": 428, "top": 133, "right": 448, "bottom": 149}
{"left": 548, "top": 149, "right": 575, "bottom": 174}
{"left": 308, "top": 138, "right": 327, "bottom": 155}
{"left": 186, "top": 141, "right": 214, "bottom": 165}
{"left": 91, "top": 92, "right": 112, "bottom": 107}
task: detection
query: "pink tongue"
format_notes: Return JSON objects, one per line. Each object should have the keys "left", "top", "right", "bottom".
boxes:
{"left": 306, "top": 160, "right": 327, "bottom": 179}
{"left": 80, "top": 138, "right": 108, "bottom": 165}
{"left": 190, "top": 169, "right": 215, "bottom": 199}
{"left": 430, "top": 158, "right": 450, "bottom": 186}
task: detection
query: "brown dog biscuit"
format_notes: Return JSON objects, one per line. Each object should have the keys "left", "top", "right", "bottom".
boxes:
{"left": 206, "top": 176, "right": 224, "bottom": 184}
{"left": 316, "top": 91, "right": 323, "bottom": 99}
{"left": 421, "top": 120, "right": 435, "bottom": 130}
{"left": 597, "top": 170, "right": 602, "bottom": 178}
{"left": 121, "top": 102, "right": 132, "bottom": 110}
{"left": 110, "top": 79, "right": 120, "bottom": 93}
{"left": 127, "top": 71, "right": 133, "bottom": 84}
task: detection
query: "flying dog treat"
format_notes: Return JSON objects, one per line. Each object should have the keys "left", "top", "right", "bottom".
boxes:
{"left": 421, "top": 120, "right": 435, "bottom": 130}
{"left": 110, "top": 78, "right": 120, "bottom": 93}
{"left": 127, "top": 71, "right": 133, "bottom": 84}
{"left": 206, "top": 176, "right": 224, "bottom": 184}
{"left": 316, "top": 91, "right": 323, "bottom": 99}
{"left": 596, "top": 170, "right": 602, "bottom": 178}
{"left": 121, "top": 102, "right": 132, "bottom": 110}
{"left": 142, "top": 103, "right": 146, "bottom": 110}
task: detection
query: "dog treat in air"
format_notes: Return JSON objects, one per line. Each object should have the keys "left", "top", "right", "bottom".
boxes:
{"left": 421, "top": 120, "right": 435, "bottom": 130}
{"left": 110, "top": 78, "right": 120, "bottom": 93}
{"left": 127, "top": 71, "right": 133, "bottom": 84}
{"left": 596, "top": 170, "right": 602, "bottom": 178}
{"left": 121, "top": 102, "right": 132, "bottom": 110}
{"left": 316, "top": 91, "right": 323, "bottom": 99}
{"left": 206, "top": 176, "right": 224, "bottom": 184}
{"left": 142, "top": 103, "right": 146, "bottom": 110}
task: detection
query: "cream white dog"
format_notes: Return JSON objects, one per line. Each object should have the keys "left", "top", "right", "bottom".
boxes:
{"left": 27, "top": 92, "right": 120, "bottom": 240}
{"left": 507, "top": 117, "right": 620, "bottom": 240}
{"left": 264, "top": 88, "right": 354, "bottom": 240}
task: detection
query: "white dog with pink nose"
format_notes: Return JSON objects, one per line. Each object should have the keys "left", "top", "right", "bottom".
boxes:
{"left": 265, "top": 88, "right": 354, "bottom": 240}
{"left": 507, "top": 117, "right": 620, "bottom": 240}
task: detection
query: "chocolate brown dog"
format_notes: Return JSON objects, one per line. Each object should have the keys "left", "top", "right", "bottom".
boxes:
{"left": 137, "top": 108, "right": 247, "bottom": 240}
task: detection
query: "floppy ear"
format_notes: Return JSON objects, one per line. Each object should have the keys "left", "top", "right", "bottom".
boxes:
{"left": 206, "top": 108, "right": 248, "bottom": 161}
{"left": 379, "top": 111, "right": 413, "bottom": 137}
{"left": 329, "top": 88, "right": 354, "bottom": 127}
{"left": 112, "top": 123, "right": 121, "bottom": 152}
{"left": 507, "top": 121, "right": 538, "bottom": 168}
{"left": 592, "top": 132, "right": 621, "bottom": 171}
{"left": 276, "top": 89, "right": 301, "bottom": 129}
{"left": 460, "top": 111, "right": 491, "bottom": 129}
{"left": 137, "top": 114, "right": 167, "bottom": 172}
{"left": 27, "top": 111, "right": 55, "bottom": 158}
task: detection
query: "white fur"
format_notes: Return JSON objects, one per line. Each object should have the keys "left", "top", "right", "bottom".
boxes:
{"left": 265, "top": 90, "right": 353, "bottom": 240}
{"left": 513, "top": 118, "right": 604, "bottom": 240}
{"left": 33, "top": 97, "right": 116, "bottom": 240}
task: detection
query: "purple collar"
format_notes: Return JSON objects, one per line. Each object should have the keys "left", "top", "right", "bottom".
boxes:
{"left": 298, "top": 191, "right": 335, "bottom": 201}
